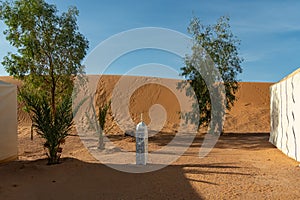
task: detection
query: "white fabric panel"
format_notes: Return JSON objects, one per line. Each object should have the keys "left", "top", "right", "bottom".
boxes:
{"left": 0, "top": 81, "right": 17, "bottom": 162}
{"left": 270, "top": 84, "right": 278, "bottom": 144}
{"left": 293, "top": 73, "right": 300, "bottom": 160}
{"left": 286, "top": 78, "right": 295, "bottom": 159}
{"left": 270, "top": 68, "right": 300, "bottom": 161}
{"left": 280, "top": 82, "right": 287, "bottom": 153}
{"left": 277, "top": 83, "right": 283, "bottom": 149}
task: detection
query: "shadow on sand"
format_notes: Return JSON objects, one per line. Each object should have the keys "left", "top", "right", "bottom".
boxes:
{"left": 0, "top": 132, "right": 277, "bottom": 199}
{"left": 212, "top": 132, "right": 275, "bottom": 150}
{"left": 109, "top": 132, "right": 274, "bottom": 150}
{"left": 0, "top": 157, "right": 252, "bottom": 200}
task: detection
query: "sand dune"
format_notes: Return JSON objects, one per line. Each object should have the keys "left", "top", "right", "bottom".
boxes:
{"left": 0, "top": 75, "right": 272, "bottom": 134}
{"left": 92, "top": 75, "right": 273, "bottom": 135}
{"left": 96, "top": 76, "right": 273, "bottom": 135}
{"left": 223, "top": 82, "right": 272, "bottom": 133}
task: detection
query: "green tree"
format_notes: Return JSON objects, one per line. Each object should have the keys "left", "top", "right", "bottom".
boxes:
{"left": 0, "top": 0, "right": 89, "bottom": 164}
{"left": 181, "top": 16, "right": 243, "bottom": 131}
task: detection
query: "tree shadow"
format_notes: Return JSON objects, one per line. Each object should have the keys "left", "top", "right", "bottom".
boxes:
{"left": 212, "top": 133, "right": 275, "bottom": 150}
{"left": 269, "top": 85, "right": 280, "bottom": 146}
{"left": 0, "top": 158, "right": 252, "bottom": 200}
{"left": 107, "top": 131, "right": 176, "bottom": 147}
{"left": 107, "top": 131, "right": 275, "bottom": 151}
{"left": 148, "top": 132, "right": 275, "bottom": 151}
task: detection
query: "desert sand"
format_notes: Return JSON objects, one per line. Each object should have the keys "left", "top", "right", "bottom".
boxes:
{"left": 1, "top": 75, "right": 300, "bottom": 199}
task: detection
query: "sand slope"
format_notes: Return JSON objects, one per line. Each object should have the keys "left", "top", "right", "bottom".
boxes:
{"left": 0, "top": 75, "right": 272, "bottom": 134}
{"left": 92, "top": 75, "right": 272, "bottom": 134}
{"left": 224, "top": 82, "right": 272, "bottom": 133}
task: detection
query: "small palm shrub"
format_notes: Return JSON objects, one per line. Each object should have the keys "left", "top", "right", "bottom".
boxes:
{"left": 98, "top": 101, "right": 111, "bottom": 149}
{"left": 21, "top": 92, "right": 73, "bottom": 164}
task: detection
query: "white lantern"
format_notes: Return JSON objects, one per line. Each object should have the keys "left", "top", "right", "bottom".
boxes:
{"left": 136, "top": 114, "right": 148, "bottom": 165}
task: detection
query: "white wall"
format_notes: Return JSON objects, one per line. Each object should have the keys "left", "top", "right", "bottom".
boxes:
{"left": 270, "top": 69, "right": 300, "bottom": 161}
{"left": 0, "top": 81, "right": 17, "bottom": 163}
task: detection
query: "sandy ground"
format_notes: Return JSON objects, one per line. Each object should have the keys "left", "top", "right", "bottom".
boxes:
{"left": 1, "top": 76, "right": 300, "bottom": 199}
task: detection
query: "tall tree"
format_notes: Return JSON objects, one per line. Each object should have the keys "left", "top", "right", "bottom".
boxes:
{"left": 0, "top": 0, "right": 88, "bottom": 114}
{"left": 181, "top": 16, "right": 243, "bottom": 130}
{"left": 0, "top": 0, "right": 89, "bottom": 164}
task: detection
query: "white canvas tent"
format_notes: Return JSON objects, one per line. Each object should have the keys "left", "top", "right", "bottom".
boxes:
{"left": 0, "top": 80, "right": 17, "bottom": 163}
{"left": 270, "top": 68, "right": 300, "bottom": 161}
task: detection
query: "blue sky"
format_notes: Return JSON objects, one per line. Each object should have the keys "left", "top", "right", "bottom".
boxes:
{"left": 1, "top": 0, "right": 300, "bottom": 82}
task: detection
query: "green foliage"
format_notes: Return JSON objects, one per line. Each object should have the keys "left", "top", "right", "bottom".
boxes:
{"left": 181, "top": 16, "right": 243, "bottom": 129}
{"left": 21, "top": 91, "right": 73, "bottom": 164}
{"left": 98, "top": 101, "right": 111, "bottom": 131}
{"left": 0, "top": 0, "right": 89, "bottom": 114}
{"left": 97, "top": 101, "right": 111, "bottom": 149}
{"left": 0, "top": 0, "right": 89, "bottom": 163}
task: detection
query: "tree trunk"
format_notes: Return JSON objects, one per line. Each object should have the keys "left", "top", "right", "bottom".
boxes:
{"left": 51, "top": 82, "right": 56, "bottom": 116}
{"left": 50, "top": 68, "right": 56, "bottom": 117}
{"left": 98, "top": 129, "right": 105, "bottom": 150}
